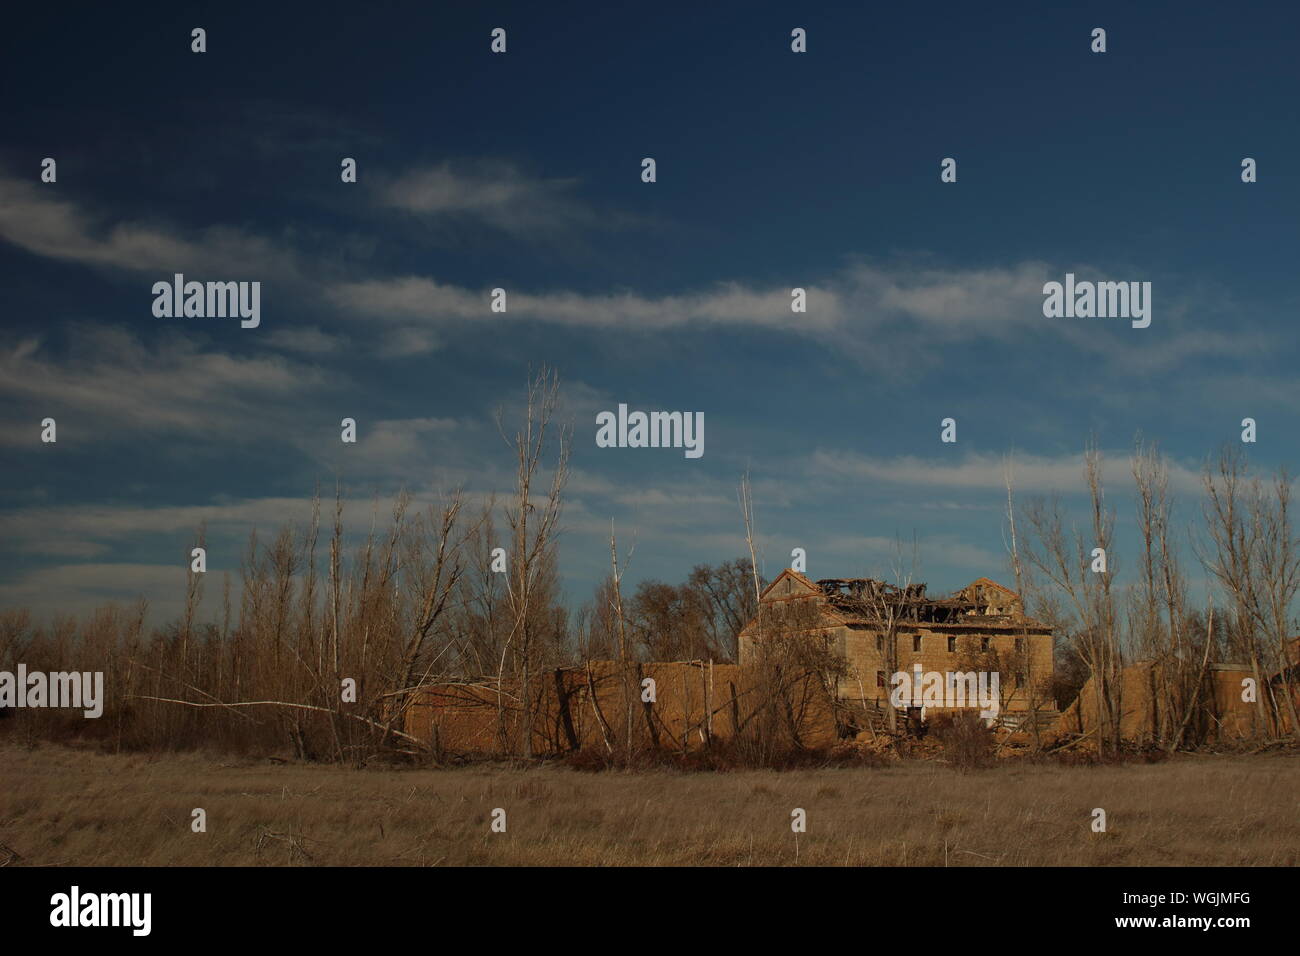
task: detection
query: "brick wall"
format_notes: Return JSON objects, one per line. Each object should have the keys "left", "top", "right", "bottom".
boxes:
{"left": 399, "top": 659, "right": 840, "bottom": 757}
{"left": 838, "top": 625, "right": 1053, "bottom": 712}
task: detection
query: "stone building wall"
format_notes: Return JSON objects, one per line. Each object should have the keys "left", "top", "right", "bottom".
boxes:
{"left": 838, "top": 624, "right": 1054, "bottom": 711}
{"left": 739, "top": 569, "right": 1054, "bottom": 714}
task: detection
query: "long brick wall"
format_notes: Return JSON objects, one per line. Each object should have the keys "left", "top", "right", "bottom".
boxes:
{"left": 398, "top": 660, "right": 841, "bottom": 757}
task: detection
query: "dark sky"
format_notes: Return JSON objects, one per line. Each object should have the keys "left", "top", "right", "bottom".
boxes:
{"left": 2, "top": 2, "right": 1298, "bottom": 622}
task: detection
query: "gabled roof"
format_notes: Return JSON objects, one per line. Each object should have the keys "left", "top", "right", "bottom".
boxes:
{"left": 740, "top": 569, "right": 854, "bottom": 637}
{"left": 965, "top": 577, "right": 1020, "bottom": 598}
{"left": 758, "top": 568, "right": 820, "bottom": 600}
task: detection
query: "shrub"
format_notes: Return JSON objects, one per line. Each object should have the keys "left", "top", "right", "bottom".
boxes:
{"left": 931, "top": 711, "right": 993, "bottom": 771}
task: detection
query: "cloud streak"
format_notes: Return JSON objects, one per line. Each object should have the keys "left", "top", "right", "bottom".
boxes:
{"left": 0, "top": 175, "right": 306, "bottom": 280}
{"left": 375, "top": 160, "right": 611, "bottom": 237}
{"left": 809, "top": 448, "right": 1207, "bottom": 496}
{"left": 0, "top": 325, "right": 329, "bottom": 443}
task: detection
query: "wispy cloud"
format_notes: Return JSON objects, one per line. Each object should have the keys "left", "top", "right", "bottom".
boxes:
{"left": 324, "top": 259, "right": 1065, "bottom": 367}
{"left": 261, "top": 325, "right": 350, "bottom": 355}
{"left": 0, "top": 562, "right": 201, "bottom": 625}
{"left": 809, "top": 448, "right": 1207, "bottom": 496}
{"left": 0, "top": 174, "right": 305, "bottom": 280}
{"left": 374, "top": 160, "right": 618, "bottom": 237}
{"left": 1, "top": 166, "right": 1255, "bottom": 379}
{"left": 0, "top": 325, "right": 329, "bottom": 443}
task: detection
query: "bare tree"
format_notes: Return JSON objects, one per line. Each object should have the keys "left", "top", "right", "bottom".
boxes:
{"left": 607, "top": 523, "right": 638, "bottom": 754}
{"left": 850, "top": 536, "right": 920, "bottom": 733}
{"left": 1129, "top": 439, "right": 1209, "bottom": 751}
{"left": 1022, "top": 443, "right": 1123, "bottom": 756}
{"left": 738, "top": 470, "right": 763, "bottom": 608}
{"left": 384, "top": 490, "right": 474, "bottom": 740}
{"left": 1202, "top": 447, "right": 1300, "bottom": 740}
{"left": 1003, "top": 458, "right": 1042, "bottom": 747}
{"left": 687, "top": 559, "right": 760, "bottom": 662}
{"left": 1201, "top": 447, "right": 1273, "bottom": 738}
{"left": 497, "top": 367, "right": 571, "bottom": 758}
{"left": 1254, "top": 469, "right": 1300, "bottom": 739}
{"left": 181, "top": 522, "right": 207, "bottom": 684}
{"left": 741, "top": 597, "right": 848, "bottom": 760}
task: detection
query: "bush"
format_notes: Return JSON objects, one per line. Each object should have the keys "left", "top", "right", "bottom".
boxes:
{"left": 931, "top": 711, "right": 993, "bottom": 771}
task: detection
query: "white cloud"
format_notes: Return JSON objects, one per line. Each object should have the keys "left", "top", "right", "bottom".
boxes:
{"left": 0, "top": 563, "right": 192, "bottom": 625}
{"left": 327, "top": 275, "right": 836, "bottom": 331}
{"left": 2, "top": 166, "right": 1256, "bottom": 378}
{"left": 0, "top": 174, "right": 304, "bottom": 279}
{"left": 0, "top": 497, "right": 323, "bottom": 559}
{"left": 813, "top": 532, "right": 1004, "bottom": 578}
{"left": 375, "top": 160, "right": 612, "bottom": 236}
{"left": 323, "top": 260, "right": 1062, "bottom": 365}
{"left": 345, "top": 416, "right": 464, "bottom": 473}
{"left": 0, "top": 326, "right": 329, "bottom": 443}
{"left": 809, "top": 449, "right": 1206, "bottom": 496}
{"left": 262, "top": 325, "right": 350, "bottom": 355}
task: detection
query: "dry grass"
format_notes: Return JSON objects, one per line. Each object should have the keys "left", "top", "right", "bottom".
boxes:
{"left": 1, "top": 744, "right": 1296, "bottom": 866}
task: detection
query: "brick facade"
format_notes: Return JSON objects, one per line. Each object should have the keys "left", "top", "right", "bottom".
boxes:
{"left": 739, "top": 570, "right": 1054, "bottom": 715}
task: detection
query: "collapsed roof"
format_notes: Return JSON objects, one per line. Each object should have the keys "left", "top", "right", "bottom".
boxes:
{"left": 813, "top": 576, "right": 1043, "bottom": 629}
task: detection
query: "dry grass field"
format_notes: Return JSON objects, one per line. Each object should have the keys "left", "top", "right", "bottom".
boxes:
{"left": 1, "top": 744, "right": 1296, "bottom": 866}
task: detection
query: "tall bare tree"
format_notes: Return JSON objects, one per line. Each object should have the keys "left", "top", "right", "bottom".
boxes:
{"left": 852, "top": 536, "right": 920, "bottom": 733}
{"left": 497, "top": 367, "right": 571, "bottom": 758}
{"left": 1129, "top": 439, "right": 1209, "bottom": 751}
{"left": 1022, "top": 443, "right": 1123, "bottom": 755}
{"left": 1254, "top": 468, "right": 1300, "bottom": 739}
{"left": 738, "top": 470, "right": 763, "bottom": 608}
{"left": 1003, "top": 458, "right": 1043, "bottom": 747}
{"left": 608, "top": 523, "right": 636, "bottom": 753}
{"left": 1202, "top": 446, "right": 1300, "bottom": 740}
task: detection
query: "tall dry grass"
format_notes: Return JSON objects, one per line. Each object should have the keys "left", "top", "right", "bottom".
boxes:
{"left": 0, "top": 744, "right": 1294, "bottom": 866}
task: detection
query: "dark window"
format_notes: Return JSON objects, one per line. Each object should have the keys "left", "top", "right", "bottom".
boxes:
{"left": 876, "top": 634, "right": 883, "bottom": 651}
{"left": 980, "top": 637, "right": 990, "bottom": 652}
{"left": 876, "top": 670, "right": 886, "bottom": 688}
{"left": 947, "top": 636, "right": 956, "bottom": 653}
{"left": 912, "top": 635, "right": 922, "bottom": 652}
{"left": 1015, "top": 637, "right": 1025, "bottom": 653}
{"left": 1015, "top": 671, "right": 1025, "bottom": 684}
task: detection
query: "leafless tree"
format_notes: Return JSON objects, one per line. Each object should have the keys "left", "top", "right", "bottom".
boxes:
{"left": 687, "top": 559, "right": 760, "bottom": 662}
{"left": 1002, "top": 458, "right": 1043, "bottom": 747}
{"left": 1021, "top": 443, "right": 1123, "bottom": 756}
{"left": 851, "top": 536, "right": 920, "bottom": 733}
{"left": 1130, "top": 439, "right": 1208, "bottom": 751}
{"left": 607, "top": 522, "right": 637, "bottom": 754}
{"left": 1201, "top": 446, "right": 1300, "bottom": 740}
{"left": 497, "top": 367, "right": 570, "bottom": 758}
{"left": 741, "top": 597, "right": 848, "bottom": 759}
{"left": 739, "top": 470, "right": 763, "bottom": 608}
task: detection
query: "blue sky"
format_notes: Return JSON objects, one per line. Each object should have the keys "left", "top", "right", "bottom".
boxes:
{"left": 2, "top": 2, "right": 1299, "bottom": 623}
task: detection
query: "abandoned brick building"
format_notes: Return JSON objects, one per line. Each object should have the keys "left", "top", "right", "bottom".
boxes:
{"left": 398, "top": 569, "right": 1059, "bottom": 756}
{"left": 738, "top": 570, "right": 1055, "bottom": 718}
{"left": 395, "top": 568, "right": 1300, "bottom": 756}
